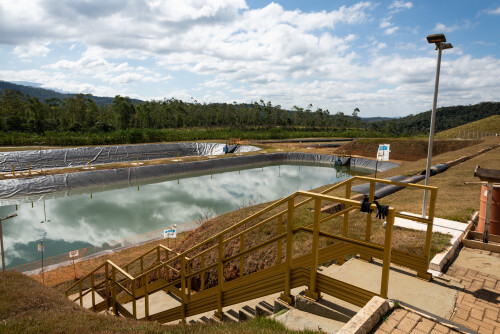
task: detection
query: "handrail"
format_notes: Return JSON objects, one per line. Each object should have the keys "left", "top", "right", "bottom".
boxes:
{"left": 107, "top": 260, "right": 135, "bottom": 280}
{"left": 65, "top": 262, "right": 106, "bottom": 294}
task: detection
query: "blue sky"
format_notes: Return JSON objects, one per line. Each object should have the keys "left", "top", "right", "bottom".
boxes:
{"left": 0, "top": 0, "right": 499, "bottom": 117}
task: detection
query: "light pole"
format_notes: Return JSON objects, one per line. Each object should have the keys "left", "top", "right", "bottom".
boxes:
{"left": 422, "top": 34, "right": 453, "bottom": 217}
{"left": 0, "top": 213, "right": 18, "bottom": 272}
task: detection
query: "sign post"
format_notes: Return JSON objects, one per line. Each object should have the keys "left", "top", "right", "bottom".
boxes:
{"left": 375, "top": 144, "right": 390, "bottom": 178}
{"left": 0, "top": 213, "right": 17, "bottom": 272}
{"left": 69, "top": 250, "right": 79, "bottom": 280}
{"left": 38, "top": 240, "right": 44, "bottom": 284}
{"left": 164, "top": 225, "right": 177, "bottom": 248}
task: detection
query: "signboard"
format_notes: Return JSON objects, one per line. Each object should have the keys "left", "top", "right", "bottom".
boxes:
{"left": 164, "top": 228, "right": 177, "bottom": 239}
{"left": 38, "top": 244, "right": 44, "bottom": 252}
{"left": 377, "top": 144, "right": 390, "bottom": 161}
{"left": 69, "top": 250, "right": 79, "bottom": 258}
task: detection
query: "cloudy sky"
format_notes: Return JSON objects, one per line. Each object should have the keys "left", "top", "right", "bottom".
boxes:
{"left": 1, "top": 0, "right": 499, "bottom": 117}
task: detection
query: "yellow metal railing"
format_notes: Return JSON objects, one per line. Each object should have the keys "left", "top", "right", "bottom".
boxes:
{"left": 66, "top": 176, "right": 437, "bottom": 323}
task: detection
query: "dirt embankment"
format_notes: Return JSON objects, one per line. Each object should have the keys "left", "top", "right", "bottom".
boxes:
{"left": 337, "top": 139, "right": 481, "bottom": 161}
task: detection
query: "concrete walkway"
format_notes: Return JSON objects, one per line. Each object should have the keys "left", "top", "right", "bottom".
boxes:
{"left": 324, "top": 258, "right": 459, "bottom": 319}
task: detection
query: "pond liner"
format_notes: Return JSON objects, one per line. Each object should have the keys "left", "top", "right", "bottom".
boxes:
{"left": 0, "top": 153, "right": 399, "bottom": 204}
{"left": 0, "top": 142, "right": 261, "bottom": 172}
{"left": 420, "top": 163, "right": 449, "bottom": 176}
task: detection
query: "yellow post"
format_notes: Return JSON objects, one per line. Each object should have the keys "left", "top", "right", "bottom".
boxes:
{"left": 380, "top": 207, "right": 395, "bottom": 299}
{"left": 305, "top": 198, "right": 321, "bottom": 300}
{"left": 156, "top": 247, "right": 160, "bottom": 280}
{"left": 105, "top": 263, "right": 110, "bottom": 308}
{"left": 28, "top": 163, "right": 31, "bottom": 175}
{"left": 137, "top": 155, "right": 139, "bottom": 164}
{"left": 201, "top": 253, "right": 205, "bottom": 290}
{"left": 112, "top": 267, "right": 117, "bottom": 315}
{"left": 361, "top": 180, "right": 375, "bottom": 262}
{"left": 132, "top": 279, "right": 137, "bottom": 318}
{"left": 342, "top": 180, "right": 352, "bottom": 237}
{"left": 187, "top": 259, "right": 191, "bottom": 301}
{"left": 91, "top": 272, "right": 95, "bottom": 310}
{"left": 88, "top": 160, "right": 91, "bottom": 168}
{"left": 144, "top": 273, "right": 149, "bottom": 320}
{"left": 280, "top": 197, "right": 294, "bottom": 305}
{"left": 239, "top": 234, "right": 244, "bottom": 277}
{"left": 79, "top": 281, "right": 83, "bottom": 307}
{"left": 180, "top": 256, "right": 186, "bottom": 323}
{"left": 277, "top": 214, "right": 283, "bottom": 264}
{"left": 214, "top": 235, "right": 224, "bottom": 320}
{"left": 11, "top": 164, "right": 15, "bottom": 176}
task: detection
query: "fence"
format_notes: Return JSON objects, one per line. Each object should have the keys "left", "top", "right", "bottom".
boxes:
{"left": 7, "top": 219, "right": 201, "bottom": 276}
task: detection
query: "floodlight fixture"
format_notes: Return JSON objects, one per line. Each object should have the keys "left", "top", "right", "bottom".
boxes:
{"left": 426, "top": 34, "right": 446, "bottom": 44}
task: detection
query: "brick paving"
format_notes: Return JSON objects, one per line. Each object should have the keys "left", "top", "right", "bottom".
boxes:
{"left": 444, "top": 248, "right": 500, "bottom": 334}
{"left": 372, "top": 308, "right": 461, "bottom": 334}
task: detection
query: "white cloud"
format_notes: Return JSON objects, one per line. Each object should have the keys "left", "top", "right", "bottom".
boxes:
{"left": 12, "top": 43, "right": 50, "bottom": 58}
{"left": 384, "top": 26, "right": 399, "bottom": 35}
{"left": 433, "top": 23, "right": 459, "bottom": 33}
{"left": 388, "top": 1, "right": 412, "bottom": 13}
{"left": 487, "top": 6, "right": 500, "bottom": 15}
{"left": 380, "top": 18, "right": 392, "bottom": 28}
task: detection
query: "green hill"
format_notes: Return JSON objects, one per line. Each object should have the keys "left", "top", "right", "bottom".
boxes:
{"left": 0, "top": 81, "right": 142, "bottom": 106}
{"left": 375, "top": 102, "right": 500, "bottom": 136}
{"left": 436, "top": 115, "right": 500, "bottom": 139}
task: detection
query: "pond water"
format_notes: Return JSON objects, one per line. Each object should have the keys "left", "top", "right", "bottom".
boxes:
{"left": 0, "top": 163, "right": 368, "bottom": 269}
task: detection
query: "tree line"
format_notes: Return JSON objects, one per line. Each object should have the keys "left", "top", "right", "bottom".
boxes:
{"left": 0, "top": 90, "right": 367, "bottom": 133}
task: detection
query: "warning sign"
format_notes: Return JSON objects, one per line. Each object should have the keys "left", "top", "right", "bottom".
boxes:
{"left": 164, "top": 228, "right": 177, "bottom": 239}
{"left": 69, "top": 250, "right": 79, "bottom": 258}
{"left": 38, "top": 244, "right": 44, "bottom": 252}
{"left": 377, "top": 144, "right": 390, "bottom": 161}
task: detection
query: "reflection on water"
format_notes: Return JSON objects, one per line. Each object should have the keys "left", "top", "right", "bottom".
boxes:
{"left": 0, "top": 163, "right": 363, "bottom": 269}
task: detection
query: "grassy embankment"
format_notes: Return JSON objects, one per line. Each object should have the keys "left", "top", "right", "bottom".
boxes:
{"left": 0, "top": 127, "right": 385, "bottom": 146}
{"left": 435, "top": 115, "right": 500, "bottom": 139}
{"left": 0, "top": 271, "right": 316, "bottom": 334}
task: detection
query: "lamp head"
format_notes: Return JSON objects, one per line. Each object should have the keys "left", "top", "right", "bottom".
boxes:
{"left": 427, "top": 34, "right": 446, "bottom": 44}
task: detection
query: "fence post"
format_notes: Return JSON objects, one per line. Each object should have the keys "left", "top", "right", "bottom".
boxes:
{"left": 112, "top": 266, "right": 117, "bottom": 315}
{"left": 132, "top": 278, "right": 137, "bottom": 319}
{"left": 144, "top": 273, "right": 149, "bottom": 320}
{"left": 339, "top": 180, "right": 352, "bottom": 265}
{"left": 380, "top": 207, "right": 394, "bottom": 299}
{"left": 200, "top": 253, "right": 205, "bottom": 290}
{"left": 214, "top": 235, "right": 224, "bottom": 320}
{"left": 239, "top": 234, "right": 244, "bottom": 277}
{"left": 280, "top": 197, "right": 294, "bottom": 305}
{"left": 277, "top": 214, "right": 283, "bottom": 264}
{"left": 180, "top": 256, "right": 187, "bottom": 323}
{"left": 156, "top": 247, "right": 161, "bottom": 280}
{"left": 105, "top": 262, "right": 110, "bottom": 308}
{"left": 91, "top": 272, "right": 95, "bottom": 310}
{"left": 361, "top": 180, "right": 375, "bottom": 262}
{"left": 78, "top": 281, "right": 83, "bottom": 307}
{"left": 305, "top": 198, "right": 321, "bottom": 300}
{"left": 187, "top": 259, "right": 191, "bottom": 302}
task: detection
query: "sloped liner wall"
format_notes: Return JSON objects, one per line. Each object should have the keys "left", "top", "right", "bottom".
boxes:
{"left": 0, "top": 142, "right": 260, "bottom": 172}
{"left": 0, "top": 153, "right": 399, "bottom": 204}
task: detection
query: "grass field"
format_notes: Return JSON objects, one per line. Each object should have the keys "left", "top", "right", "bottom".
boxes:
{"left": 436, "top": 115, "right": 500, "bottom": 139}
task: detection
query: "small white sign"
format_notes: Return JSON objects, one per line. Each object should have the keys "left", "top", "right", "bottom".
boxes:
{"left": 164, "top": 228, "right": 177, "bottom": 239}
{"left": 38, "top": 244, "right": 44, "bottom": 252}
{"left": 377, "top": 144, "right": 390, "bottom": 161}
{"left": 69, "top": 250, "right": 79, "bottom": 258}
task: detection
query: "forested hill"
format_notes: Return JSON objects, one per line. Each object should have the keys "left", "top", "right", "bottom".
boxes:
{"left": 375, "top": 102, "right": 500, "bottom": 135}
{"left": 0, "top": 81, "right": 142, "bottom": 106}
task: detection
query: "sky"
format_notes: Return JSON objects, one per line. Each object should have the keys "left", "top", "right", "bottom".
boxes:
{"left": 0, "top": 1, "right": 499, "bottom": 117}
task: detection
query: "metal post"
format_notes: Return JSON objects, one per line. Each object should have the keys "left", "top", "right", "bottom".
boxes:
{"left": 239, "top": 234, "right": 244, "bottom": 277}
{"left": 0, "top": 218, "right": 4, "bottom": 272}
{"left": 200, "top": 253, "right": 205, "bottom": 290}
{"left": 41, "top": 240, "right": 44, "bottom": 284}
{"left": 380, "top": 208, "right": 395, "bottom": 298}
{"left": 215, "top": 235, "right": 224, "bottom": 320}
{"left": 277, "top": 214, "right": 283, "bottom": 264}
{"left": 180, "top": 256, "right": 186, "bottom": 323}
{"left": 483, "top": 182, "right": 494, "bottom": 243}
{"left": 280, "top": 197, "right": 294, "bottom": 305}
{"left": 422, "top": 45, "right": 443, "bottom": 217}
{"left": 305, "top": 198, "right": 321, "bottom": 300}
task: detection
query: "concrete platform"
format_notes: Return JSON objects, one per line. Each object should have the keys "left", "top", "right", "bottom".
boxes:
{"left": 123, "top": 290, "right": 180, "bottom": 319}
{"left": 274, "top": 308, "right": 346, "bottom": 334}
{"left": 393, "top": 212, "right": 470, "bottom": 272}
{"left": 323, "top": 258, "right": 459, "bottom": 319}
{"left": 68, "top": 289, "right": 104, "bottom": 309}
{"left": 451, "top": 247, "right": 500, "bottom": 277}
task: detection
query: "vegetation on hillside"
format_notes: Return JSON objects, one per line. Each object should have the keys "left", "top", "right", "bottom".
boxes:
{"left": 436, "top": 115, "right": 500, "bottom": 139}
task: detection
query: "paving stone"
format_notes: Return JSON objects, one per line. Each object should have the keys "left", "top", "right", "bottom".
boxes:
{"left": 397, "top": 317, "right": 418, "bottom": 332}
{"left": 415, "top": 318, "right": 435, "bottom": 332}
{"left": 471, "top": 307, "right": 485, "bottom": 320}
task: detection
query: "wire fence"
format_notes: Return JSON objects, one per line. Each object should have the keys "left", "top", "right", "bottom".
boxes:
{"left": 7, "top": 219, "right": 200, "bottom": 275}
